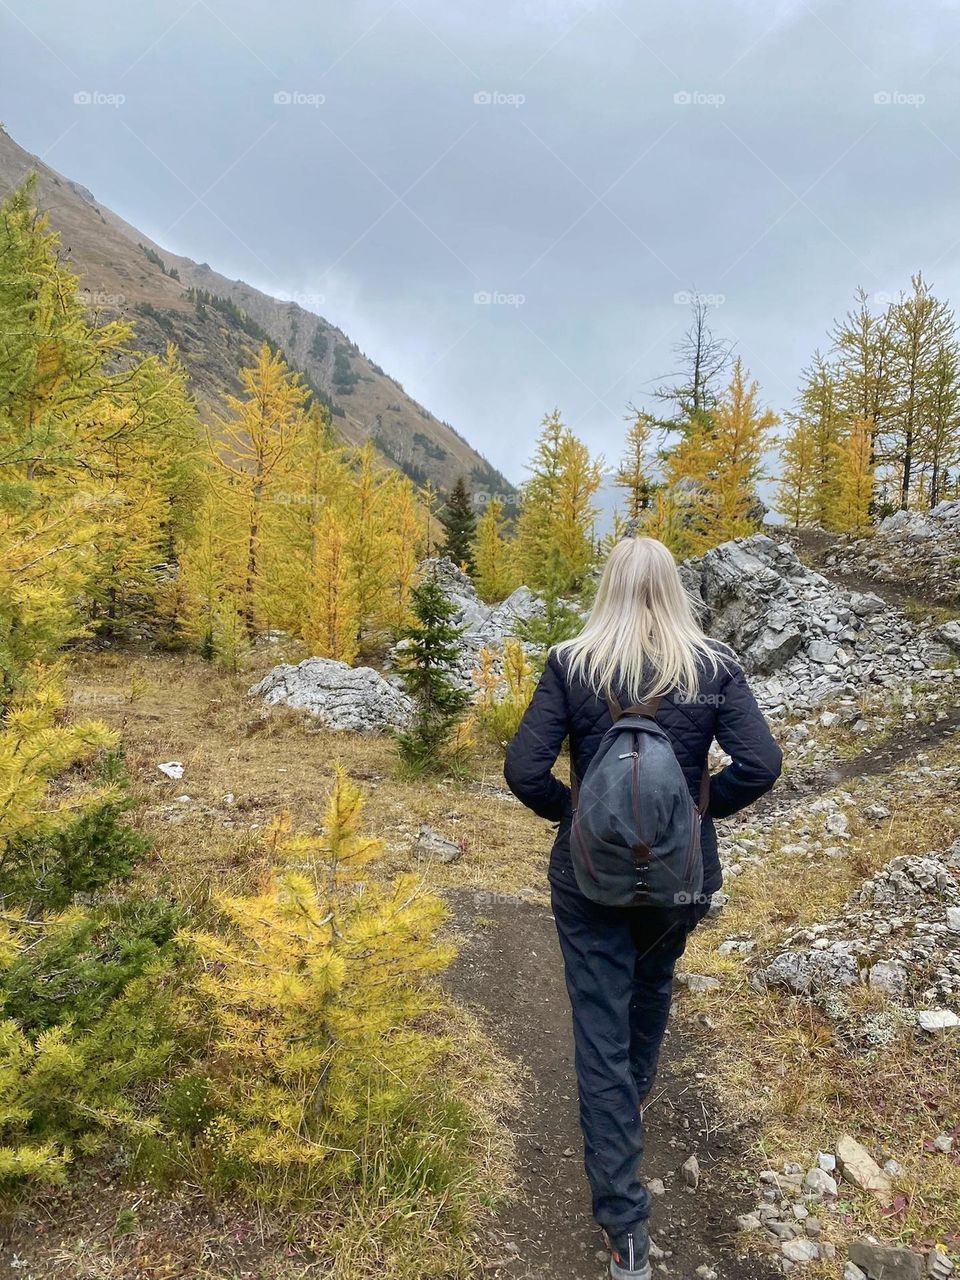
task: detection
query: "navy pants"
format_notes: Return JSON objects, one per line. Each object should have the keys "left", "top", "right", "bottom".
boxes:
{"left": 551, "top": 870, "right": 702, "bottom": 1236}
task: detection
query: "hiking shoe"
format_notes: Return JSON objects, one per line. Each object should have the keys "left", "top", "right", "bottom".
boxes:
{"left": 603, "top": 1225, "right": 652, "bottom": 1280}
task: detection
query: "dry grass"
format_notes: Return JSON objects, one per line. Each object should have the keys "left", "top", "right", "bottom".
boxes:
{"left": 64, "top": 648, "right": 550, "bottom": 905}
{"left": 680, "top": 735, "right": 960, "bottom": 1267}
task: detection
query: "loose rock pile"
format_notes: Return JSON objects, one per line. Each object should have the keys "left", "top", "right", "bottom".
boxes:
{"left": 394, "top": 556, "right": 546, "bottom": 687}
{"left": 249, "top": 537, "right": 957, "bottom": 730}
{"left": 824, "top": 499, "right": 960, "bottom": 607}
{"left": 680, "top": 534, "right": 954, "bottom": 714}
{"left": 415, "top": 557, "right": 545, "bottom": 644}
{"left": 738, "top": 1140, "right": 954, "bottom": 1276}
{"left": 752, "top": 838, "right": 960, "bottom": 1022}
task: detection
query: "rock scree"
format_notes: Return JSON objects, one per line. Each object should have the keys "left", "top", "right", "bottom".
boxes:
{"left": 752, "top": 838, "right": 960, "bottom": 1020}
{"left": 824, "top": 498, "right": 960, "bottom": 607}
{"left": 679, "top": 535, "right": 947, "bottom": 714}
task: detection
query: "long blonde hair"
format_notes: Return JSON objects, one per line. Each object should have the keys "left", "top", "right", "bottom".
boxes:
{"left": 554, "top": 536, "right": 724, "bottom": 703}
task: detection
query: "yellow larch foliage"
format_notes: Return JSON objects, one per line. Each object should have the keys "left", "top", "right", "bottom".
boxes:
{"left": 830, "top": 417, "right": 875, "bottom": 534}
{"left": 187, "top": 766, "right": 454, "bottom": 1200}
{"left": 301, "top": 507, "right": 359, "bottom": 664}
{"left": 473, "top": 497, "right": 520, "bottom": 603}
{"left": 471, "top": 638, "right": 536, "bottom": 748}
{"left": 0, "top": 667, "right": 117, "bottom": 855}
{"left": 380, "top": 474, "right": 422, "bottom": 636}
{"left": 615, "top": 411, "right": 655, "bottom": 519}
{"left": 777, "top": 418, "right": 820, "bottom": 527}
{"left": 515, "top": 410, "right": 602, "bottom": 593}
{"left": 343, "top": 444, "right": 406, "bottom": 654}
{"left": 209, "top": 343, "right": 310, "bottom": 636}
{"left": 663, "top": 358, "right": 776, "bottom": 554}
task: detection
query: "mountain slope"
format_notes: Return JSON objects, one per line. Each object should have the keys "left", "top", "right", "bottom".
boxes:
{"left": 0, "top": 127, "right": 512, "bottom": 498}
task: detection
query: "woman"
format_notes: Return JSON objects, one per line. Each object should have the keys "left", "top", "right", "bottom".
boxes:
{"left": 504, "top": 536, "right": 781, "bottom": 1280}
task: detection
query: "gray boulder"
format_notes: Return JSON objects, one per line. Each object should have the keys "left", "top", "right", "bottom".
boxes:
{"left": 417, "top": 556, "right": 489, "bottom": 631}
{"left": 416, "top": 824, "right": 462, "bottom": 863}
{"left": 681, "top": 533, "right": 944, "bottom": 711}
{"left": 878, "top": 509, "right": 939, "bottom": 541}
{"left": 465, "top": 584, "right": 546, "bottom": 646}
{"left": 250, "top": 657, "right": 413, "bottom": 732}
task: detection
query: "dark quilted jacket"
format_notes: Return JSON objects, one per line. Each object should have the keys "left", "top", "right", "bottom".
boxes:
{"left": 504, "top": 646, "right": 783, "bottom": 896}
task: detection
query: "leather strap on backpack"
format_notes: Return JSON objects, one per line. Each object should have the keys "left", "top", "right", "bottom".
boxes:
{"left": 698, "top": 768, "right": 711, "bottom": 815}
{"left": 606, "top": 692, "right": 663, "bottom": 721}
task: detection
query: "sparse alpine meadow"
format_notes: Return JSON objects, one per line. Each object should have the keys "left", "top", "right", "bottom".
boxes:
{"left": 1, "top": 129, "right": 960, "bottom": 1280}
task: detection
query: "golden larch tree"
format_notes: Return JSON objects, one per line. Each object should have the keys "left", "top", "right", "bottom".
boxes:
{"left": 302, "top": 506, "right": 359, "bottom": 663}
{"left": 702, "top": 358, "right": 777, "bottom": 544}
{"left": 776, "top": 419, "right": 820, "bottom": 527}
{"left": 615, "top": 411, "right": 655, "bottom": 519}
{"left": 472, "top": 497, "right": 519, "bottom": 602}
{"left": 515, "top": 410, "right": 602, "bottom": 592}
{"left": 210, "top": 344, "right": 310, "bottom": 636}
{"left": 829, "top": 418, "right": 875, "bottom": 534}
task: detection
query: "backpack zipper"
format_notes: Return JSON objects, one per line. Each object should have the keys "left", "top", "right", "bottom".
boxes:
{"left": 631, "top": 734, "right": 642, "bottom": 836}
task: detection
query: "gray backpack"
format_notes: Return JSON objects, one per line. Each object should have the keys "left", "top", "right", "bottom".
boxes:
{"left": 570, "top": 693, "right": 707, "bottom": 909}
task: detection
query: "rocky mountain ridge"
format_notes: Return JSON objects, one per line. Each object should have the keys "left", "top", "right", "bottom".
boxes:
{"left": 0, "top": 127, "right": 511, "bottom": 498}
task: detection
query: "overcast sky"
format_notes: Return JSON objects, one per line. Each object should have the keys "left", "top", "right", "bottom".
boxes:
{"left": 4, "top": 0, "right": 960, "bottom": 485}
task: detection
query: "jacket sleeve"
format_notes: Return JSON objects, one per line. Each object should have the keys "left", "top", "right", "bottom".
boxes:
{"left": 708, "top": 664, "right": 783, "bottom": 820}
{"left": 503, "top": 651, "right": 572, "bottom": 822}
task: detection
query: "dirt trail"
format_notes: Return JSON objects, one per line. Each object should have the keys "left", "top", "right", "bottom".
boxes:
{"left": 446, "top": 891, "right": 779, "bottom": 1280}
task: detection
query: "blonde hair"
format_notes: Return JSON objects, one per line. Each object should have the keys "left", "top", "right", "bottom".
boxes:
{"left": 554, "top": 536, "right": 724, "bottom": 703}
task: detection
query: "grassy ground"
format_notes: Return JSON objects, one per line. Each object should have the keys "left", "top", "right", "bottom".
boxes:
{"left": 681, "top": 734, "right": 960, "bottom": 1273}
{"left": 0, "top": 646, "right": 544, "bottom": 1280}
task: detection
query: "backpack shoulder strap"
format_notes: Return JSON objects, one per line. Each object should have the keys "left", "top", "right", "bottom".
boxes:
{"left": 607, "top": 691, "right": 663, "bottom": 721}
